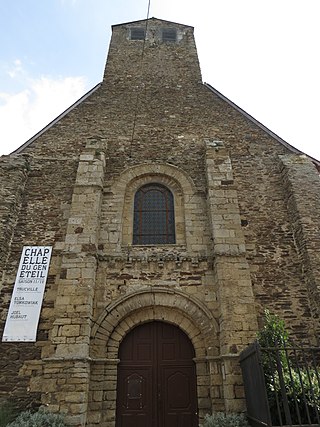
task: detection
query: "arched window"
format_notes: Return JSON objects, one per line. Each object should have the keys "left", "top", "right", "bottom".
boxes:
{"left": 133, "top": 184, "right": 175, "bottom": 245}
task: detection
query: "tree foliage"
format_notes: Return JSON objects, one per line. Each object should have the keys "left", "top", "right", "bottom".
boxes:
{"left": 257, "top": 310, "right": 319, "bottom": 425}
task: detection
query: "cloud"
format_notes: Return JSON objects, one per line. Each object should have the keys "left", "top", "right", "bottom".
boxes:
{"left": 7, "top": 59, "right": 24, "bottom": 79}
{"left": 0, "top": 75, "right": 87, "bottom": 155}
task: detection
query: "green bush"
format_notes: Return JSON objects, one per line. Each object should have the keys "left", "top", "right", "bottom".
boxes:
{"left": 257, "top": 309, "right": 289, "bottom": 348}
{"left": 203, "top": 412, "right": 249, "bottom": 427}
{"left": 257, "top": 310, "right": 320, "bottom": 425}
{"left": 257, "top": 309, "right": 290, "bottom": 382}
{"left": 6, "top": 407, "right": 66, "bottom": 427}
{"left": 0, "top": 402, "right": 18, "bottom": 427}
{"left": 267, "top": 365, "right": 320, "bottom": 425}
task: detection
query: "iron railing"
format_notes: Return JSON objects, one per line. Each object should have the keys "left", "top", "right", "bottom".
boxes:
{"left": 240, "top": 341, "right": 320, "bottom": 426}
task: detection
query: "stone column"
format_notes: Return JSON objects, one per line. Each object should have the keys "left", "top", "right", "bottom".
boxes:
{"left": 205, "top": 140, "right": 258, "bottom": 411}
{"left": 43, "top": 144, "right": 106, "bottom": 426}
{"left": 86, "top": 358, "right": 119, "bottom": 427}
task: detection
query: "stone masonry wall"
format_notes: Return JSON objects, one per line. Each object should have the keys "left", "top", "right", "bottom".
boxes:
{"left": 0, "top": 155, "right": 38, "bottom": 408}
{"left": 0, "top": 154, "right": 78, "bottom": 408}
{"left": 0, "top": 156, "right": 29, "bottom": 272}
{"left": 279, "top": 155, "right": 320, "bottom": 339}
{"left": 232, "top": 151, "right": 318, "bottom": 341}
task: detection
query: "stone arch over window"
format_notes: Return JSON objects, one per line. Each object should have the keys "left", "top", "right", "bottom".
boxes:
{"left": 103, "top": 163, "right": 210, "bottom": 253}
{"left": 133, "top": 183, "right": 175, "bottom": 245}
{"left": 116, "top": 164, "right": 195, "bottom": 247}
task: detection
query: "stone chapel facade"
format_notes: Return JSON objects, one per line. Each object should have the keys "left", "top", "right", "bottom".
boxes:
{"left": 0, "top": 18, "right": 320, "bottom": 427}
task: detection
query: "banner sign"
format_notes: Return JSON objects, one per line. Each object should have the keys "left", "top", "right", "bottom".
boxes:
{"left": 2, "top": 246, "right": 52, "bottom": 342}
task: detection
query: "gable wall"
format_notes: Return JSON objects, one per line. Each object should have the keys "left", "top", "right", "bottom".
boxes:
{"left": 0, "top": 18, "right": 319, "bottom": 424}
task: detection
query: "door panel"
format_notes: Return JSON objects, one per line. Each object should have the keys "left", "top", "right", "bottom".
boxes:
{"left": 162, "top": 367, "right": 197, "bottom": 427}
{"left": 116, "top": 321, "right": 198, "bottom": 427}
{"left": 117, "top": 367, "right": 153, "bottom": 427}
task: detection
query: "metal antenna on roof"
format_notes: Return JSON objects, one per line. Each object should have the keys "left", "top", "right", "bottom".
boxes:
{"left": 128, "top": 0, "right": 151, "bottom": 159}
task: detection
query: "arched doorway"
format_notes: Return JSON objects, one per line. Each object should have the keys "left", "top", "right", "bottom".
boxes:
{"left": 116, "top": 321, "right": 198, "bottom": 427}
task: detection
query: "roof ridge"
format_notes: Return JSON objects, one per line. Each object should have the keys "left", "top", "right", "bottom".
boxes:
{"left": 204, "top": 82, "right": 320, "bottom": 167}
{"left": 11, "top": 83, "right": 102, "bottom": 155}
{"left": 112, "top": 17, "right": 193, "bottom": 29}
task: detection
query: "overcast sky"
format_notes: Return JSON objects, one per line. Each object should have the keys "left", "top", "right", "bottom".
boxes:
{"left": 0, "top": 0, "right": 319, "bottom": 160}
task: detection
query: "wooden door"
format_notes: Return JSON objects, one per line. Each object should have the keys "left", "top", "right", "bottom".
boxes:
{"left": 116, "top": 321, "right": 198, "bottom": 427}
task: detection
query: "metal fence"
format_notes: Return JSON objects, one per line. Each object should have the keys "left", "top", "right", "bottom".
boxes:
{"left": 240, "top": 341, "right": 320, "bottom": 426}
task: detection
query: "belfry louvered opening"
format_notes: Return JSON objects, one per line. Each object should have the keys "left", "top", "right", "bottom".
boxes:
{"left": 130, "top": 27, "right": 145, "bottom": 40}
{"left": 162, "top": 28, "right": 177, "bottom": 42}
